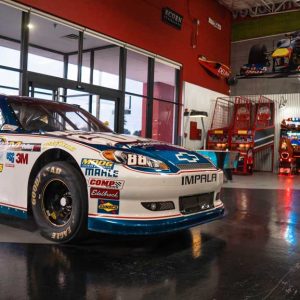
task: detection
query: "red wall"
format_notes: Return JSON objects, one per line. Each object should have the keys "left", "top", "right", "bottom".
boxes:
{"left": 17, "top": 0, "right": 232, "bottom": 94}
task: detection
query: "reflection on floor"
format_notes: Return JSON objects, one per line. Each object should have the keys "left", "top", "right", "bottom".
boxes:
{"left": 1, "top": 188, "right": 300, "bottom": 299}
{"left": 225, "top": 171, "right": 300, "bottom": 190}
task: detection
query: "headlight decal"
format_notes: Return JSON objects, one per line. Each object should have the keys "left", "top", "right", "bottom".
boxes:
{"left": 102, "top": 150, "right": 169, "bottom": 171}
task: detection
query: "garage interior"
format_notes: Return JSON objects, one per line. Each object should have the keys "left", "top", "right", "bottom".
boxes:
{"left": 1, "top": 0, "right": 300, "bottom": 299}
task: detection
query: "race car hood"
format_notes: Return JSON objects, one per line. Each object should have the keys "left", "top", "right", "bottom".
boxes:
{"left": 43, "top": 131, "right": 216, "bottom": 170}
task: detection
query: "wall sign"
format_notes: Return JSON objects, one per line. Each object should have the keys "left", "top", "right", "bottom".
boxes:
{"left": 162, "top": 7, "right": 183, "bottom": 30}
{"left": 208, "top": 17, "right": 221, "bottom": 30}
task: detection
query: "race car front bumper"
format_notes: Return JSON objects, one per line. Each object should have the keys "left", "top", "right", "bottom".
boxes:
{"left": 88, "top": 204, "right": 225, "bottom": 235}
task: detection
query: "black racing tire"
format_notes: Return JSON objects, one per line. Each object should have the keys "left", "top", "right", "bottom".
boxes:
{"left": 31, "top": 161, "right": 88, "bottom": 243}
{"left": 248, "top": 44, "right": 268, "bottom": 65}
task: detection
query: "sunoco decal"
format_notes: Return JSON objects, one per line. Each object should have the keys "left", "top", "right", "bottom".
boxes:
{"left": 98, "top": 200, "right": 119, "bottom": 214}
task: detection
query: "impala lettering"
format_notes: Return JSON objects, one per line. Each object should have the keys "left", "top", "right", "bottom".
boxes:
{"left": 182, "top": 174, "right": 217, "bottom": 185}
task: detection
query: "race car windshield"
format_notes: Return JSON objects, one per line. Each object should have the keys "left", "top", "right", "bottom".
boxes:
{"left": 8, "top": 99, "right": 113, "bottom": 133}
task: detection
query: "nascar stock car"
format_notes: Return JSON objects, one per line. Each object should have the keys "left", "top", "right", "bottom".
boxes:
{"left": 0, "top": 95, "right": 224, "bottom": 243}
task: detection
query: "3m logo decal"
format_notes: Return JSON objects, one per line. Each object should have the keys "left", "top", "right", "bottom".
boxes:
{"left": 182, "top": 174, "right": 217, "bottom": 185}
{"left": 98, "top": 200, "right": 119, "bottom": 214}
{"left": 175, "top": 152, "right": 199, "bottom": 163}
{"left": 90, "top": 188, "right": 120, "bottom": 200}
{"left": 89, "top": 179, "right": 124, "bottom": 189}
{"left": 16, "top": 153, "right": 28, "bottom": 164}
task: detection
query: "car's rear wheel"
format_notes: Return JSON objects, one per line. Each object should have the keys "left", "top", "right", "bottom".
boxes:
{"left": 248, "top": 44, "right": 268, "bottom": 65}
{"left": 31, "top": 161, "right": 87, "bottom": 243}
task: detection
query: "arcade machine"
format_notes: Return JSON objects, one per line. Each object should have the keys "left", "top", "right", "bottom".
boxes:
{"left": 230, "top": 96, "right": 275, "bottom": 174}
{"left": 207, "top": 96, "right": 275, "bottom": 175}
{"left": 279, "top": 118, "right": 300, "bottom": 174}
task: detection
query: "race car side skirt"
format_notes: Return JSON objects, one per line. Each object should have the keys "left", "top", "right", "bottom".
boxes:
{"left": 0, "top": 202, "right": 27, "bottom": 219}
{"left": 87, "top": 205, "right": 225, "bottom": 235}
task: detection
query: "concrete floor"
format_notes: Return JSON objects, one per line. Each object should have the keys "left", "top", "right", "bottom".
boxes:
{"left": 1, "top": 173, "right": 300, "bottom": 299}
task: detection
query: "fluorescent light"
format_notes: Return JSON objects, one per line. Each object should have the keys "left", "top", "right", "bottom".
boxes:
{"left": 27, "top": 23, "right": 34, "bottom": 29}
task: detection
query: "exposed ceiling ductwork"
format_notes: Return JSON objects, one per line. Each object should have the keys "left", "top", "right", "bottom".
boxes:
{"left": 217, "top": 0, "right": 300, "bottom": 17}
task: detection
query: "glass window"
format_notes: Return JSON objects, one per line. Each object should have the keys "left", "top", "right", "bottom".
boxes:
{"left": 28, "top": 47, "right": 64, "bottom": 77}
{"left": 0, "top": 87, "right": 19, "bottom": 96}
{"left": 67, "top": 54, "right": 78, "bottom": 81}
{"left": 0, "top": 4, "right": 21, "bottom": 69}
{"left": 0, "top": 69, "right": 19, "bottom": 90}
{"left": 9, "top": 99, "right": 111, "bottom": 132}
{"left": 126, "top": 50, "right": 148, "bottom": 96}
{"left": 93, "top": 47, "right": 120, "bottom": 89}
{"left": 28, "top": 14, "right": 79, "bottom": 78}
{"left": 152, "top": 100, "right": 175, "bottom": 143}
{"left": 93, "top": 98, "right": 115, "bottom": 131}
{"left": 66, "top": 90, "right": 90, "bottom": 112}
{"left": 82, "top": 52, "right": 91, "bottom": 83}
{"left": 124, "top": 94, "right": 146, "bottom": 137}
{"left": 154, "top": 61, "right": 176, "bottom": 102}
{"left": 82, "top": 33, "right": 120, "bottom": 89}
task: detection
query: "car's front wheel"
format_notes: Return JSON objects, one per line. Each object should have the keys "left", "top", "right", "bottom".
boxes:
{"left": 31, "top": 161, "right": 87, "bottom": 243}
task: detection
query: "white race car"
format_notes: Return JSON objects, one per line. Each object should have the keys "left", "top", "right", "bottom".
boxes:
{"left": 0, "top": 95, "right": 224, "bottom": 242}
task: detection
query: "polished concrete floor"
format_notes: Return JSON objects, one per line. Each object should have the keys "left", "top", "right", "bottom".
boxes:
{"left": 1, "top": 177, "right": 300, "bottom": 299}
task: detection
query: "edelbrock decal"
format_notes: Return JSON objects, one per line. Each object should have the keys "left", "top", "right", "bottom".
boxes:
{"left": 182, "top": 173, "right": 217, "bottom": 185}
{"left": 90, "top": 188, "right": 120, "bottom": 200}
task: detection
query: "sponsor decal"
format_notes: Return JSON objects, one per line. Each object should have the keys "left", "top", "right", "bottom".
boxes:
{"left": 0, "top": 139, "right": 40, "bottom": 152}
{"left": 98, "top": 200, "right": 119, "bottom": 214}
{"left": 182, "top": 173, "right": 217, "bottom": 185}
{"left": 85, "top": 168, "right": 118, "bottom": 178}
{"left": 0, "top": 164, "right": 3, "bottom": 173}
{"left": 127, "top": 154, "right": 153, "bottom": 167}
{"left": 90, "top": 188, "right": 120, "bottom": 200}
{"left": 46, "top": 167, "right": 62, "bottom": 175}
{"left": 51, "top": 226, "right": 72, "bottom": 240}
{"left": 31, "top": 175, "right": 41, "bottom": 206}
{"left": 43, "top": 141, "right": 76, "bottom": 151}
{"left": 6, "top": 152, "right": 15, "bottom": 163}
{"left": 81, "top": 158, "right": 114, "bottom": 170}
{"left": 1, "top": 124, "right": 18, "bottom": 131}
{"left": 16, "top": 153, "right": 28, "bottom": 165}
{"left": 89, "top": 178, "right": 124, "bottom": 189}
{"left": 21, "top": 143, "right": 41, "bottom": 152}
{"left": 176, "top": 152, "right": 199, "bottom": 163}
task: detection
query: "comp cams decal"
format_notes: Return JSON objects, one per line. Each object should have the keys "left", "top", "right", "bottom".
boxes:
{"left": 88, "top": 178, "right": 124, "bottom": 189}
{"left": 182, "top": 173, "right": 217, "bottom": 185}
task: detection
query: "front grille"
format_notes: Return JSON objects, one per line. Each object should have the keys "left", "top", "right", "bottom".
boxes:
{"left": 179, "top": 192, "right": 214, "bottom": 215}
{"left": 176, "top": 163, "right": 215, "bottom": 170}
